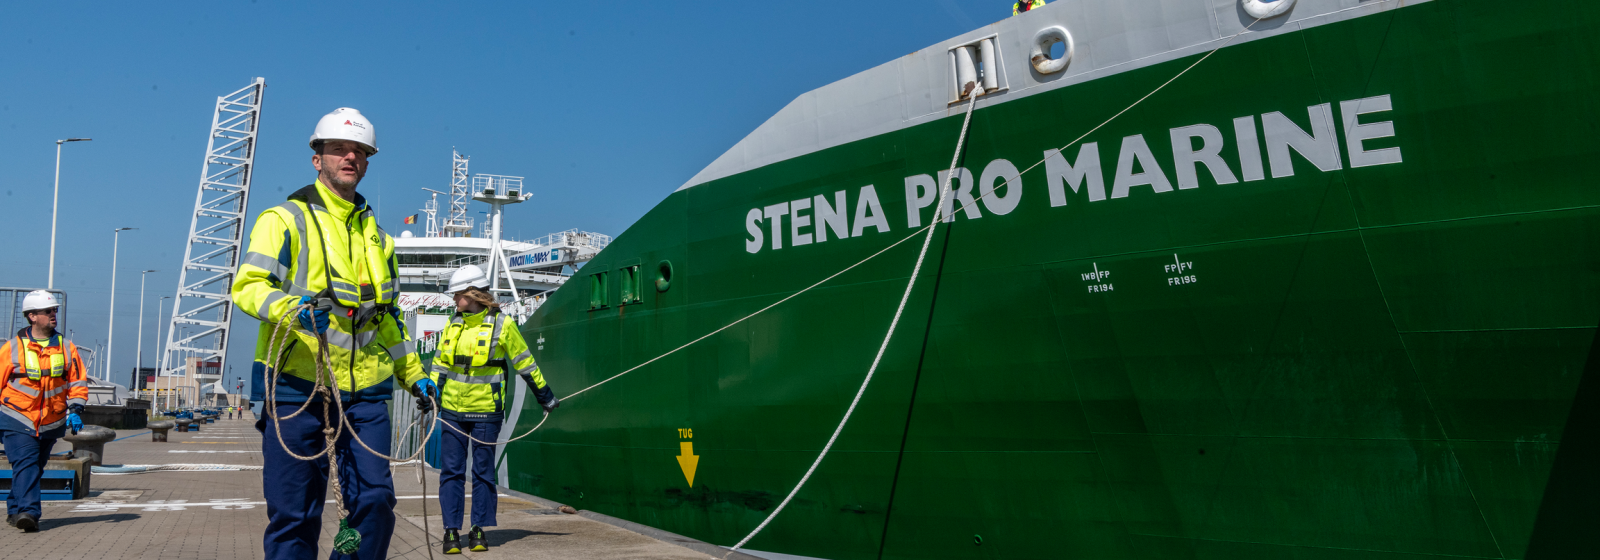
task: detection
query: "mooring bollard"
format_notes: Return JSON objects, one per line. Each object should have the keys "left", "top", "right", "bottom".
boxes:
{"left": 176, "top": 418, "right": 193, "bottom": 433}
{"left": 148, "top": 420, "right": 175, "bottom": 442}
{"left": 63, "top": 425, "right": 116, "bottom": 467}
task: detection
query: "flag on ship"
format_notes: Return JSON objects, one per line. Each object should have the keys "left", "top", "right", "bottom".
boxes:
{"left": 403, "top": 214, "right": 417, "bottom": 225}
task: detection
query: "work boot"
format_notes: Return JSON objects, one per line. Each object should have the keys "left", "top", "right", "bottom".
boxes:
{"left": 12, "top": 513, "right": 38, "bottom": 532}
{"left": 5, "top": 514, "right": 14, "bottom": 526}
{"left": 442, "top": 529, "right": 462, "bottom": 554}
{"left": 468, "top": 526, "right": 489, "bottom": 552}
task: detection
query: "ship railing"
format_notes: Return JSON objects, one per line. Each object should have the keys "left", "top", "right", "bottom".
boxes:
{"left": 525, "top": 229, "right": 613, "bottom": 252}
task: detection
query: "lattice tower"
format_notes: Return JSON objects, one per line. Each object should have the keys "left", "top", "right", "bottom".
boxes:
{"left": 442, "top": 149, "right": 472, "bottom": 236}
{"left": 159, "top": 78, "right": 265, "bottom": 380}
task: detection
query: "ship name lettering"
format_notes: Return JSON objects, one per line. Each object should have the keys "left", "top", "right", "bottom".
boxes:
{"left": 747, "top": 185, "right": 888, "bottom": 254}
{"left": 741, "top": 95, "right": 1399, "bottom": 254}
{"left": 1044, "top": 94, "right": 1400, "bottom": 206}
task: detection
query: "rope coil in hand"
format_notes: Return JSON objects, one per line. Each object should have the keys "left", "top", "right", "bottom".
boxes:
{"left": 263, "top": 303, "right": 441, "bottom": 555}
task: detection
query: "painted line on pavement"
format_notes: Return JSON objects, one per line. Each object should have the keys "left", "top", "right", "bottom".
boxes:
{"left": 70, "top": 494, "right": 510, "bottom": 513}
{"left": 168, "top": 450, "right": 258, "bottom": 453}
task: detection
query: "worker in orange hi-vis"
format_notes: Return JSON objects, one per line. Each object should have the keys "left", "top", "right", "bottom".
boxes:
{"left": 0, "top": 290, "right": 89, "bottom": 533}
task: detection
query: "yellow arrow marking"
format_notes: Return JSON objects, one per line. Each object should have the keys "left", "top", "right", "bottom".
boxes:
{"left": 676, "top": 441, "right": 699, "bottom": 488}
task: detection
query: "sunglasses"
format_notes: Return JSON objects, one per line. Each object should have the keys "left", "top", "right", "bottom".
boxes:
{"left": 31, "top": 308, "right": 59, "bottom": 316}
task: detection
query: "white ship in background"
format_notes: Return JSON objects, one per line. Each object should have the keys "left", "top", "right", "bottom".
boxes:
{"left": 394, "top": 150, "right": 610, "bottom": 340}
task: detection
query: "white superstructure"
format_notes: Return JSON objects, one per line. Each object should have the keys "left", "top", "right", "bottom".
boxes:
{"left": 392, "top": 150, "right": 612, "bottom": 339}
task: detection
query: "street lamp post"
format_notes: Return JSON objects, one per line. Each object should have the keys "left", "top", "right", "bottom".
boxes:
{"left": 152, "top": 295, "right": 170, "bottom": 401}
{"left": 105, "top": 227, "right": 136, "bottom": 380}
{"left": 49, "top": 138, "right": 92, "bottom": 290}
{"left": 135, "top": 269, "right": 156, "bottom": 392}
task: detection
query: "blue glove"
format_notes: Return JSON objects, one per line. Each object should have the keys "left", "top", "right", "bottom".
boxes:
{"left": 67, "top": 404, "right": 84, "bottom": 434}
{"left": 412, "top": 379, "right": 438, "bottom": 413}
{"left": 296, "top": 296, "right": 329, "bottom": 334}
{"left": 413, "top": 378, "right": 437, "bottom": 399}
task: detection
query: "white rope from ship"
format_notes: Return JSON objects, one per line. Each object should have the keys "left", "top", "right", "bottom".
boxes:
{"left": 722, "top": 11, "right": 1279, "bottom": 554}
{"left": 726, "top": 81, "right": 980, "bottom": 554}
{"left": 261, "top": 303, "right": 442, "bottom": 557}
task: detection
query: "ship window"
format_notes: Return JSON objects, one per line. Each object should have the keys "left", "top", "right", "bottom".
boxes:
{"left": 619, "top": 265, "right": 642, "bottom": 305}
{"left": 397, "top": 253, "right": 466, "bottom": 266}
{"left": 589, "top": 272, "right": 608, "bottom": 310}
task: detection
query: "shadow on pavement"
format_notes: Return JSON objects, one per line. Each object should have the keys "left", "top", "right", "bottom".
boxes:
{"left": 489, "top": 528, "right": 570, "bottom": 546}
{"left": 41, "top": 513, "right": 141, "bottom": 528}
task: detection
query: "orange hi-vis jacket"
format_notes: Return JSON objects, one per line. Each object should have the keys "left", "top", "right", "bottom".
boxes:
{"left": 0, "top": 329, "right": 89, "bottom": 436}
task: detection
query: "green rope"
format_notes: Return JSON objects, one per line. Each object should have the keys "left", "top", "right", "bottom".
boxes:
{"left": 334, "top": 518, "right": 362, "bottom": 554}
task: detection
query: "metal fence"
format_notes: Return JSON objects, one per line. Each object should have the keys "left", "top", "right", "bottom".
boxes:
{"left": 391, "top": 330, "right": 443, "bottom": 467}
{"left": 1, "top": 287, "right": 67, "bottom": 336}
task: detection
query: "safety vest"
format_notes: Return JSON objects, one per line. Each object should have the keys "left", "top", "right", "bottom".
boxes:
{"left": 1013, "top": 0, "right": 1045, "bottom": 15}
{"left": 232, "top": 181, "right": 426, "bottom": 403}
{"left": 0, "top": 329, "right": 89, "bottom": 436}
{"left": 428, "top": 308, "right": 550, "bottom": 422}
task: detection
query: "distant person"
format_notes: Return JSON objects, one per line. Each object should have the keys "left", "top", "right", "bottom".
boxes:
{"left": 0, "top": 291, "right": 88, "bottom": 533}
{"left": 430, "top": 265, "right": 559, "bottom": 554}
{"left": 1013, "top": 0, "right": 1044, "bottom": 15}
{"left": 232, "top": 108, "right": 433, "bottom": 560}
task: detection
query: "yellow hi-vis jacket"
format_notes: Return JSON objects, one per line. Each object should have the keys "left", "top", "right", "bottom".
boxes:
{"left": 232, "top": 181, "right": 426, "bottom": 403}
{"left": 428, "top": 308, "right": 553, "bottom": 423}
{"left": 1013, "top": 0, "right": 1045, "bottom": 15}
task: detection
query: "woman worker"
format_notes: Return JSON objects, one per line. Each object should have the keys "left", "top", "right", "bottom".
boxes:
{"left": 430, "top": 265, "right": 559, "bottom": 554}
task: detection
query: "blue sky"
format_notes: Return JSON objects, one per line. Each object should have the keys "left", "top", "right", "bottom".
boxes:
{"left": 0, "top": 0, "right": 1012, "bottom": 394}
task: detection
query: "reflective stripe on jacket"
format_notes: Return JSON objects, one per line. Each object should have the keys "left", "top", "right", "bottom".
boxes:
{"left": 0, "top": 329, "right": 89, "bottom": 436}
{"left": 233, "top": 180, "right": 426, "bottom": 403}
{"left": 428, "top": 308, "right": 553, "bottom": 420}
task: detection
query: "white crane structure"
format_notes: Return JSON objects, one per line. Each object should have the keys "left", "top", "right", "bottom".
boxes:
{"left": 159, "top": 78, "right": 264, "bottom": 382}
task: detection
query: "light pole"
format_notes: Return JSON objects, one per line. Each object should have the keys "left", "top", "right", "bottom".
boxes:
{"left": 49, "top": 138, "right": 92, "bottom": 289}
{"left": 135, "top": 269, "right": 156, "bottom": 392}
{"left": 153, "top": 295, "right": 170, "bottom": 400}
{"left": 105, "top": 227, "right": 136, "bottom": 380}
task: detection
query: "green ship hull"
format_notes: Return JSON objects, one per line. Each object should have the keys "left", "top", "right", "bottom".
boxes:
{"left": 493, "top": 1, "right": 1600, "bottom": 557}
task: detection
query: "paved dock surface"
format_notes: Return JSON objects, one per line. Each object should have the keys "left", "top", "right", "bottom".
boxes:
{"left": 0, "top": 414, "right": 720, "bottom": 559}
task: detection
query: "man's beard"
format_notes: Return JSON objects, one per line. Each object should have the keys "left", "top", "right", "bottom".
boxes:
{"left": 326, "top": 172, "right": 361, "bottom": 190}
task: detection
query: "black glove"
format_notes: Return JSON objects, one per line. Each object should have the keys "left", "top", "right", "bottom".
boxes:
{"left": 534, "top": 385, "right": 559, "bottom": 414}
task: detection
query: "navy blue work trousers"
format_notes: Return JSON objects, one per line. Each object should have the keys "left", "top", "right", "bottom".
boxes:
{"left": 2, "top": 428, "right": 61, "bottom": 519}
{"left": 438, "top": 418, "right": 502, "bottom": 530}
{"left": 258, "top": 400, "right": 395, "bottom": 560}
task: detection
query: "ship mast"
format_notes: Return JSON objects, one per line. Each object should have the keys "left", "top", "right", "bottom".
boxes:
{"left": 441, "top": 149, "right": 473, "bottom": 237}
{"left": 421, "top": 188, "right": 447, "bottom": 238}
{"left": 471, "top": 174, "right": 529, "bottom": 298}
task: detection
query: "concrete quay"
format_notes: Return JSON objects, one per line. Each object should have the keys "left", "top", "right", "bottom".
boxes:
{"left": 0, "top": 413, "right": 749, "bottom": 559}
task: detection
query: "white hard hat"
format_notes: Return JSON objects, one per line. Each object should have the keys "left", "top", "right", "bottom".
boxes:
{"left": 309, "top": 107, "right": 378, "bottom": 155}
{"left": 22, "top": 290, "right": 60, "bottom": 313}
{"left": 446, "top": 265, "right": 490, "bottom": 294}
